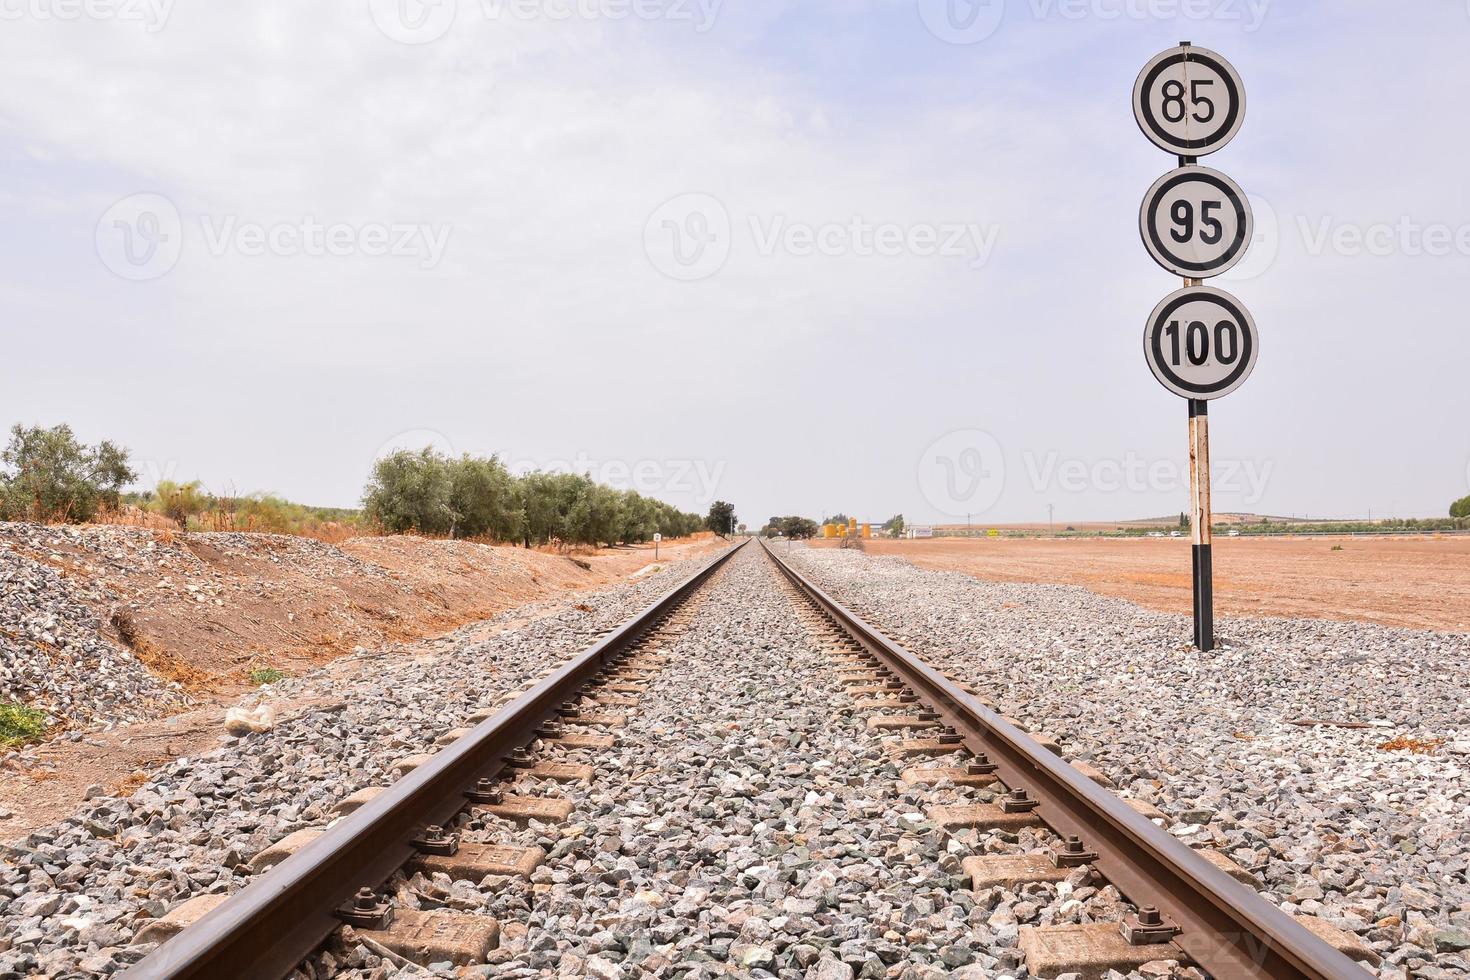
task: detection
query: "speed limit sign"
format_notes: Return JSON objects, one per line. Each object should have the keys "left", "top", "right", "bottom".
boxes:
{"left": 1133, "top": 45, "right": 1245, "bottom": 156}
{"left": 1143, "top": 285, "right": 1258, "bottom": 400}
{"left": 1139, "top": 166, "right": 1253, "bottom": 278}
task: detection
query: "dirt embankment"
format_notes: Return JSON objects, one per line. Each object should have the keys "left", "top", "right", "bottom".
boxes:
{"left": 812, "top": 535, "right": 1470, "bottom": 632}
{"left": 2, "top": 523, "right": 720, "bottom": 716}
{"left": 0, "top": 524, "right": 722, "bottom": 836}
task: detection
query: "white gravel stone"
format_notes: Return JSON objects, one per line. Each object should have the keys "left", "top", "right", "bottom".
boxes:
{"left": 785, "top": 543, "right": 1470, "bottom": 979}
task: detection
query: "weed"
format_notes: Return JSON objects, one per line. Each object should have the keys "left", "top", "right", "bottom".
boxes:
{"left": 249, "top": 667, "right": 288, "bottom": 686}
{"left": 0, "top": 701, "right": 48, "bottom": 747}
{"left": 1331, "top": 544, "right": 1344, "bottom": 552}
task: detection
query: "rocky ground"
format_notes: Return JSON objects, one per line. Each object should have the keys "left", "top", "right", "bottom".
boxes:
{"left": 0, "top": 528, "right": 193, "bottom": 730}
{"left": 785, "top": 544, "right": 1470, "bottom": 979}
{"left": 337, "top": 540, "right": 1169, "bottom": 980}
{"left": 0, "top": 521, "right": 716, "bottom": 740}
{"left": 0, "top": 548, "right": 718, "bottom": 979}
{"left": 3, "top": 540, "right": 1463, "bottom": 978}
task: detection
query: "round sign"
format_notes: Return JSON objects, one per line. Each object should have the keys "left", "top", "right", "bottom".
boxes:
{"left": 1139, "top": 166, "right": 1253, "bottom": 278}
{"left": 1133, "top": 45, "right": 1245, "bottom": 156}
{"left": 1143, "top": 286, "right": 1258, "bottom": 400}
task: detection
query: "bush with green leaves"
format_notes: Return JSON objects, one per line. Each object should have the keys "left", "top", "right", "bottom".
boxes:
{"left": 705, "top": 501, "right": 737, "bottom": 536}
{"left": 363, "top": 448, "right": 704, "bottom": 547}
{"left": 0, "top": 701, "right": 48, "bottom": 746}
{"left": 1452, "top": 495, "right": 1470, "bottom": 520}
{"left": 761, "top": 515, "right": 819, "bottom": 539}
{"left": 0, "top": 423, "right": 137, "bottom": 523}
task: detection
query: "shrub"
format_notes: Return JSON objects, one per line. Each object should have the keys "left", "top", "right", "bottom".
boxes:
{"left": 362, "top": 448, "right": 457, "bottom": 535}
{"left": 0, "top": 701, "right": 48, "bottom": 747}
{"left": 0, "top": 423, "right": 137, "bottom": 523}
{"left": 706, "top": 501, "right": 736, "bottom": 536}
{"left": 363, "top": 448, "right": 703, "bottom": 548}
{"left": 153, "top": 480, "right": 212, "bottom": 526}
{"left": 248, "top": 667, "right": 288, "bottom": 686}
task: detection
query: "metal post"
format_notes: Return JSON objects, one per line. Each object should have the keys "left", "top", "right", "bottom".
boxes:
{"left": 1179, "top": 251, "right": 1215, "bottom": 652}
{"left": 1189, "top": 397, "right": 1214, "bottom": 651}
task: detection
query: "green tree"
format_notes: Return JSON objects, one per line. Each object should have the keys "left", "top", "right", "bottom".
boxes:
{"left": 706, "top": 500, "right": 737, "bottom": 537}
{"left": 362, "top": 449, "right": 455, "bottom": 534}
{"left": 1451, "top": 495, "right": 1470, "bottom": 519}
{"left": 760, "top": 515, "right": 817, "bottom": 538}
{"left": 881, "top": 514, "right": 904, "bottom": 536}
{"left": 0, "top": 423, "right": 137, "bottom": 523}
{"left": 364, "top": 451, "right": 703, "bottom": 547}
{"left": 448, "top": 455, "right": 522, "bottom": 540}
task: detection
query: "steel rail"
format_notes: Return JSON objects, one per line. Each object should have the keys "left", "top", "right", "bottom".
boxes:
{"left": 121, "top": 538, "right": 747, "bottom": 980}
{"left": 760, "top": 538, "right": 1370, "bottom": 980}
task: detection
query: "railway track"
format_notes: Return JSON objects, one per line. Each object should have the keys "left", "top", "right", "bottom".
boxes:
{"left": 116, "top": 538, "right": 1378, "bottom": 980}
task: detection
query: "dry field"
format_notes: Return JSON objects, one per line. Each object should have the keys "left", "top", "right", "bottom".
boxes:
{"left": 812, "top": 534, "right": 1470, "bottom": 632}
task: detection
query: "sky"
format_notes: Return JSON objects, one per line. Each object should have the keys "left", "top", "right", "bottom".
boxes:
{"left": 2, "top": 0, "right": 1468, "bottom": 528}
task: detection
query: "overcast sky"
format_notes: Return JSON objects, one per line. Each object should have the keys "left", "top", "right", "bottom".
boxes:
{"left": 3, "top": 0, "right": 1468, "bottom": 527}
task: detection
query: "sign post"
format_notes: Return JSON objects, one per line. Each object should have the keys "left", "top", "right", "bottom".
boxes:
{"left": 1134, "top": 43, "right": 1255, "bottom": 652}
{"left": 653, "top": 532, "right": 661, "bottom": 560}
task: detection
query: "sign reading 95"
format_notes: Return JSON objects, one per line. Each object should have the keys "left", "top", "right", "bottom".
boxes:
{"left": 1144, "top": 286, "right": 1258, "bottom": 400}
{"left": 1139, "top": 166, "right": 1253, "bottom": 278}
{"left": 1133, "top": 45, "right": 1245, "bottom": 156}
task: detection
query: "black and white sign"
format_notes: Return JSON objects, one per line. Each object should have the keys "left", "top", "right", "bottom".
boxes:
{"left": 1139, "top": 166, "right": 1253, "bottom": 278}
{"left": 1143, "top": 285, "right": 1258, "bottom": 400}
{"left": 1133, "top": 45, "right": 1245, "bottom": 156}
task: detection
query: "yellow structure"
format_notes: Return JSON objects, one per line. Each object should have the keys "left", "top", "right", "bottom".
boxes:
{"left": 861, "top": 523, "right": 872, "bottom": 538}
{"left": 822, "top": 523, "right": 837, "bottom": 538}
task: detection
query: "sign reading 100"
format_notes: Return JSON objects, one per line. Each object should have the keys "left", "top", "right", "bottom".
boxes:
{"left": 1144, "top": 286, "right": 1258, "bottom": 401}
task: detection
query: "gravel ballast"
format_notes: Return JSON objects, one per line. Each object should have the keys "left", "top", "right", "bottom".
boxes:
{"left": 0, "top": 527, "right": 194, "bottom": 731}
{"left": 0, "top": 549, "right": 714, "bottom": 979}
{"left": 3, "top": 539, "right": 1461, "bottom": 978}
{"left": 785, "top": 544, "right": 1470, "bottom": 979}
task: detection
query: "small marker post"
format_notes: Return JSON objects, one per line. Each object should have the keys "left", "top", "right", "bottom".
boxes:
{"left": 1188, "top": 397, "right": 1214, "bottom": 651}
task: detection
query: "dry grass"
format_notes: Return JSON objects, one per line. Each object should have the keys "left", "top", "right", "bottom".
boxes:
{"left": 108, "top": 608, "right": 214, "bottom": 693}
{"left": 109, "top": 770, "right": 152, "bottom": 797}
{"left": 1377, "top": 736, "right": 1446, "bottom": 755}
{"left": 92, "top": 504, "right": 361, "bottom": 544}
